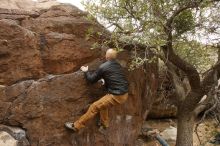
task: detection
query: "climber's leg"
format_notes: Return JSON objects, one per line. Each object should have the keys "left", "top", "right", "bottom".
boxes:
{"left": 73, "top": 93, "right": 128, "bottom": 130}
{"left": 99, "top": 93, "right": 128, "bottom": 128}
{"left": 99, "top": 108, "right": 109, "bottom": 128}
{"left": 99, "top": 92, "right": 128, "bottom": 128}
{"left": 73, "top": 94, "right": 117, "bottom": 130}
{"left": 112, "top": 93, "right": 128, "bottom": 104}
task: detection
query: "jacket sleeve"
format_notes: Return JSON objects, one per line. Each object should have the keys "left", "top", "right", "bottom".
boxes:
{"left": 85, "top": 67, "right": 103, "bottom": 83}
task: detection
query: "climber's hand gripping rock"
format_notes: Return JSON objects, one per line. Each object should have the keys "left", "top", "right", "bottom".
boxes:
{"left": 80, "top": 66, "right": 88, "bottom": 72}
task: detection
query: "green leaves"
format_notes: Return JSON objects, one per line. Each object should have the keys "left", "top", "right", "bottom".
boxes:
{"left": 173, "top": 9, "right": 195, "bottom": 35}
{"left": 174, "top": 40, "right": 216, "bottom": 73}
{"left": 83, "top": 0, "right": 219, "bottom": 72}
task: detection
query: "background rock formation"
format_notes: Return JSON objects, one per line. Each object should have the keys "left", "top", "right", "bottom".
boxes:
{"left": 0, "top": 3, "right": 107, "bottom": 85}
{"left": 0, "top": 125, "right": 29, "bottom": 146}
{"left": 0, "top": 1, "right": 159, "bottom": 146}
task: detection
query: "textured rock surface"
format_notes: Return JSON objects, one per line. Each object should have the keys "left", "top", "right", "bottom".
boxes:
{"left": 148, "top": 101, "right": 177, "bottom": 119}
{"left": 161, "top": 126, "right": 177, "bottom": 141}
{"left": 0, "top": 55, "right": 147, "bottom": 146}
{"left": 148, "top": 65, "right": 177, "bottom": 119}
{"left": 0, "top": 131, "right": 17, "bottom": 146}
{"left": 0, "top": 125, "right": 29, "bottom": 146}
{"left": 0, "top": 4, "right": 107, "bottom": 85}
{"left": 0, "top": 19, "right": 43, "bottom": 85}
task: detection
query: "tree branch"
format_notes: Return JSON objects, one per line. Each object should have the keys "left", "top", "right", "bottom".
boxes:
{"left": 166, "top": 1, "right": 202, "bottom": 28}
{"left": 202, "top": 49, "right": 220, "bottom": 94}
{"left": 165, "top": 0, "right": 204, "bottom": 48}
{"left": 167, "top": 61, "right": 187, "bottom": 101}
{"left": 161, "top": 45, "right": 201, "bottom": 91}
{"left": 107, "top": 40, "right": 157, "bottom": 51}
{"left": 202, "top": 45, "right": 220, "bottom": 93}
{"left": 159, "top": 1, "right": 205, "bottom": 92}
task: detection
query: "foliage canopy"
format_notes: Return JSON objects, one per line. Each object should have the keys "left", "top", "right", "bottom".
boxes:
{"left": 83, "top": 0, "right": 219, "bottom": 72}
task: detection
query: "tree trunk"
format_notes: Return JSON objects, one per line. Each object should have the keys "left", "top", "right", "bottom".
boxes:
{"left": 176, "top": 110, "right": 195, "bottom": 146}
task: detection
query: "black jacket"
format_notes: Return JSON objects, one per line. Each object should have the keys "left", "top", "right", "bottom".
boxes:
{"left": 85, "top": 60, "right": 128, "bottom": 95}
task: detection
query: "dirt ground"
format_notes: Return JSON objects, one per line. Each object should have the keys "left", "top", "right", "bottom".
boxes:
{"left": 137, "top": 118, "right": 220, "bottom": 146}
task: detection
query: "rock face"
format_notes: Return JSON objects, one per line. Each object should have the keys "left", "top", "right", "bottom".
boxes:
{"left": 160, "top": 126, "right": 177, "bottom": 142}
{"left": 148, "top": 100, "right": 177, "bottom": 119}
{"left": 0, "top": 55, "right": 147, "bottom": 146}
{"left": 148, "top": 63, "right": 177, "bottom": 119}
{"left": 0, "top": 4, "right": 107, "bottom": 85}
{"left": 0, "top": 125, "right": 29, "bottom": 146}
{"left": 0, "top": 2, "right": 158, "bottom": 146}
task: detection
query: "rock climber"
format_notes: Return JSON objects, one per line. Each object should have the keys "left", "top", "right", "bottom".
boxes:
{"left": 65, "top": 48, "right": 129, "bottom": 132}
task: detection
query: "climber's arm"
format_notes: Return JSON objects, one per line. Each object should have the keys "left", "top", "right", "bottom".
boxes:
{"left": 80, "top": 66, "right": 103, "bottom": 83}
{"left": 85, "top": 68, "right": 103, "bottom": 83}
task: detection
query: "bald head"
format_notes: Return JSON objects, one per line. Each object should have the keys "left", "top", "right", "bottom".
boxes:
{"left": 105, "top": 49, "right": 117, "bottom": 60}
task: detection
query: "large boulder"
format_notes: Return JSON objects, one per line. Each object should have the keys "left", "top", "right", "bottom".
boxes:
{"left": 0, "top": 54, "right": 147, "bottom": 146}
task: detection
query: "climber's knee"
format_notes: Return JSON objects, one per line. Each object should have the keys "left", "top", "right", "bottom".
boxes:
{"left": 88, "top": 102, "right": 99, "bottom": 113}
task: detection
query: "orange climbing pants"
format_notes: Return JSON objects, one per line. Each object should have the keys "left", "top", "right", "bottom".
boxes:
{"left": 74, "top": 93, "right": 128, "bottom": 130}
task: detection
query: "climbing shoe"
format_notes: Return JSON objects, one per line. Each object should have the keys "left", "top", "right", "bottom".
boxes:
{"left": 97, "top": 120, "right": 108, "bottom": 129}
{"left": 64, "top": 122, "right": 78, "bottom": 132}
